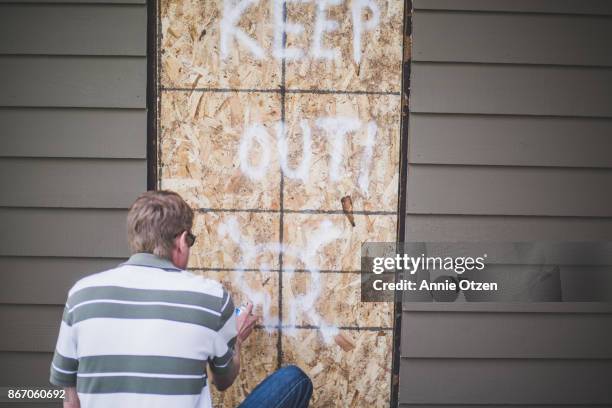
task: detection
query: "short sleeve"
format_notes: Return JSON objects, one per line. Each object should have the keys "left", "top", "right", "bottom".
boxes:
{"left": 208, "top": 290, "right": 238, "bottom": 375}
{"left": 49, "top": 305, "right": 79, "bottom": 387}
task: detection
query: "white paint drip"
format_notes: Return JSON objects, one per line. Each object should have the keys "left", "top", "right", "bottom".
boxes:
{"left": 315, "top": 116, "right": 361, "bottom": 182}
{"left": 276, "top": 120, "right": 312, "bottom": 183}
{"left": 357, "top": 120, "right": 377, "bottom": 195}
{"left": 351, "top": 0, "right": 380, "bottom": 64}
{"left": 239, "top": 123, "right": 271, "bottom": 180}
{"left": 218, "top": 217, "right": 342, "bottom": 343}
{"left": 220, "top": 0, "right": 266, "bottom": 60}
{"left": 311, "top": 0, "right": 341, "bottom": 61}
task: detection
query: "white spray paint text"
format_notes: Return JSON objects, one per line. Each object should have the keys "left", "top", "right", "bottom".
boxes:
{"left": 238, "top": 116, "right": 377, "bottom": 194}
{"left": 220, "top": 0, "right": 380, "bottom": 63}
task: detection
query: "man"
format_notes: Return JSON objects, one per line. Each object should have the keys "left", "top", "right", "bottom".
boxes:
{"left": 50, "top": 190, "right": 312, "bottom": 408}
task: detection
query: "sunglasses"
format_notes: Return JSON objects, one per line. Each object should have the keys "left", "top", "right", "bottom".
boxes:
{"left": 176, "top": 231, "right": 196, "bottom": 247}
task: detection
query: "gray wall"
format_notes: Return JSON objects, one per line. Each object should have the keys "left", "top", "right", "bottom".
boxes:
{"left": 0, "top": 0, "right": 147, "bottom": 400}
{"left": 400, "top": 0, "right": 612, "bottom": 406}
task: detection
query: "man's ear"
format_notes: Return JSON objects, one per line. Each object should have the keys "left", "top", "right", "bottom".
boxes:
{"left": 177, "top": 230, "right": 188, "bottom": 253}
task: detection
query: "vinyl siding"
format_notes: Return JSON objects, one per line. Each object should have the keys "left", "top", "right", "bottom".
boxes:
{"left": 0, "top": 1, "right": 147, "bottom": 397}
{"left": 400, "top": 0, "right": 612, "bottom": 406}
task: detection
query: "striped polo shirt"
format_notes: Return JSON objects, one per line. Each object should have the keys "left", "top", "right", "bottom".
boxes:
{"left": 49, "top": 253, "right": 238, "bottom": 408}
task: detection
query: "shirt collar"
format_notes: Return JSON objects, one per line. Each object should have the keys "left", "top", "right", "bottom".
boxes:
{"left": 121, "top": 252, "right": 182, "bottom": 272}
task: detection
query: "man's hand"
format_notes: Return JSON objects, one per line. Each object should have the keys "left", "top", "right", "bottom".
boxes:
{"left": 211, "top": 303, "right": 259, "bottom": 392}
{"left": 235, "top": 302, "right": 258, "bottom": 346}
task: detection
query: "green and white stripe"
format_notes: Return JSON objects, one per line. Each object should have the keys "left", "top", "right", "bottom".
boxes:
{"left": 49, "top": 253, "right": 238, "bottom": 408}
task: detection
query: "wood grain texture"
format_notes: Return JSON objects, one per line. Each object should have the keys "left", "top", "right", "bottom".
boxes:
{"left": 283, "top": 330, "right": 392, "bottom": 407}
{"left": 0, "top": 4, "right": 146, "bottom": 56}
{"left": 283, "top": 272, "right": 393, "bottom": 328}
{"left": 283, "top": 93, "right": 401, "bottom": 212}
{"left": 284, "top": 0, "right": 403, "bottom": 92}
{"left": 160, "top": 0, "right": 281, "bottom": 89}
{"left": 159, "top": 91, "right": 282, "bottom": 210}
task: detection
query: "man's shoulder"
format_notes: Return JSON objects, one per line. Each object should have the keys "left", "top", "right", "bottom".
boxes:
{"left": 67, "top": 266, "right": 123, "bottom": 297}
{"left": 178, "top": 271, "right": 227, "bottom": 299}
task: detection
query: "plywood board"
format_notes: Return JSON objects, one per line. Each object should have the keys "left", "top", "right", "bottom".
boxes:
{"left": 283, "top": 0, "right": 403, "bottom": 92}
{"left": 160, "top": 91, "right": 282, "bottom": 209}
{"left": 210, "top": 329, "right": 279, "bottom": 407}
{"left": 159, "top": 0, "right": 404, "bottom": 404}
{"left": 282, "top": 213, "right": 397, "bottom": 270}
{"left": 189, "top": 212, "right": 281, "bottom": 270}
{"left": 160, "top": 0, "right": 281, "bottom": 89}
{"left": 283, "top": 329, "right": 393, "bottom": 407}
{"left": 283, "top": 272, "right": 393, "bottom": 327}
{"left": 283, "top": 93, "right": 400, "bottom": 211}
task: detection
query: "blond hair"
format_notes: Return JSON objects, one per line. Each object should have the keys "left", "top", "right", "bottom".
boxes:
{"left": 127, "top": 190, "right": 194, "bottom": 258}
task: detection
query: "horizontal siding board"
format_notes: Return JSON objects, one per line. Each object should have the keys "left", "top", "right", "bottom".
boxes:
{"left": 0, "top": 257, "right": 120, "bottom": 304}
{"left": 0, "top": 208, "right": 130, "bottom": 258}
{"left": 0, "top": 56, "right": 146, "bottom": 108}
{"left": 399, "top": 359, "right": 612, "bottom": 404}
{"left": 402, "top": 303, "right": 612, "bottom": 313}
{"left": 404, "top": 215, "right": 612, "bottom": 241}
{"left": 411, "top": 62, "right": 612, "bottom": 117}
{"left": 401, "top": 312, "right": 612, "bottom": 358}
{"left": 413, "top": 11, "right": 612, "bottom": 66}
{"left": 413, "top": 0, "right": 612, "bottom": 15}
{"left": 400, "top": 405, "right": 606, "bottom": 408}
{"left": 0, "top": 352, "right": 53, "bottom": 386}
{"left": 0, "top": 0, "right": 144, "bottom": 3}
{"left": 0, "top": 306, "right": 63, "bottom": 352}
{"left": 409, "top": 114, "right": 612, "bottom": 168}
{"left": 0, "top": 158, "right": 146, "bottom": 208}
{"left": 0, "top": 108, "right": 147, "bottom": 158}
{"left": 406, "top": 165, "right": 612, "bottom": 217}
{"left": 0, "top": 4, "right": 146, "bottom": 56}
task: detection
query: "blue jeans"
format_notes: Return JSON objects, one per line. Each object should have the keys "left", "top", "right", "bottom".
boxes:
{"left": 238, "top": 365, "right": 312, "bottom": 408}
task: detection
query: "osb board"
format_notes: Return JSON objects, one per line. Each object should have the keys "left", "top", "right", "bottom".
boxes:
{"left": 209, "top": 329, "right": 279, "bottom": 406}
{"left": 283, "top": 93, "right": 400, "bottom": 211}
{"left": 284, "top": 0, "right": 403, "bottom": 92}
{"left": 282, "top": 214, "right": 397, "bottom": 270}
{"left": 197, "top": 270, "right": 279, "bottom": 322}
{"left": 160, "top": 0, "right": 402, "bottom": 92}
{"left": 189, "top": 212, "right": 281, "bottom": 269}
{"left": 160, "top": 91, "right": 399, "bottom": 212}
{"left": 159, "top": 0, "right": 404, "bottom": 404}
{"left": 160, "top": 0, "right": 281, "bottom": 89}
{"left": 159, "top": 91, "right": 281, "bottom": 210}
{"left": 283, "top": 329, "right": 393, "bottom": 407}
{"left": 284, "top": 272, "right": 393, "bottom": 327}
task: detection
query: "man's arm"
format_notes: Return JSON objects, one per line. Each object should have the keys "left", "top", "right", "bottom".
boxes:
{"left": 209, "top": 303, "right": 257, "bottom": 391}
{"left": 63, "top": 387, "right": 80, "bottom": 408}
{"left": 51, "top": 301, "right": 80, "bottom": 406}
